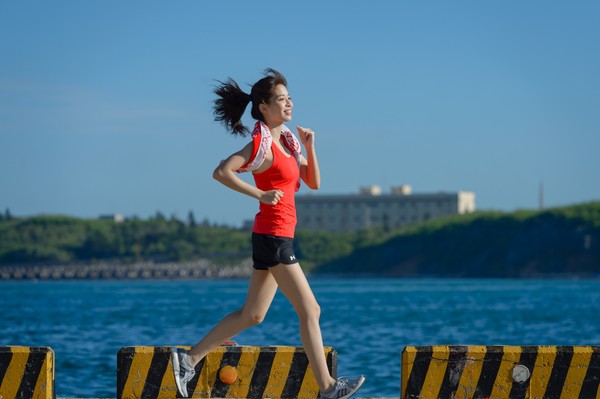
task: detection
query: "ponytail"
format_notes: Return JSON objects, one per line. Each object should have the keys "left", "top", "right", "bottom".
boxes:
{"left": 213, "top": 78, "right": 252, "bottom": 135}
{"left": 213, "top": 68, "right": 288, "bottom": 136}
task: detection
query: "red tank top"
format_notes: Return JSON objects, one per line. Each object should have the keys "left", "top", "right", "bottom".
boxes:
{"left": 252, "top": 143, "right": 300, "bottom": 238}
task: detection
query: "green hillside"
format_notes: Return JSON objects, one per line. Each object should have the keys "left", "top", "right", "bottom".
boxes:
{"left": 313, "top": 202, "right": 600, "bottom": 277}
{"left": 1, "top": 202, "right": 599, "bottom": 277}
{"left": 0, "top": 214, "right": 251, "bottom": 265}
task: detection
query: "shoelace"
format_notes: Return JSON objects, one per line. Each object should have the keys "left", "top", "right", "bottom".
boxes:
{"left": 180, "top": 367, "right": 195, "bottom": 383}
{"left": 334, "top": 379, "right": 352, "bottom": 397}
{"left": 179, "top": 358, "right": 195, "bottom": 380}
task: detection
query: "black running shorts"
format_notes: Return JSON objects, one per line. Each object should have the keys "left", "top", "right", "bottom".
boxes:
{"left": 252, "top": 233, "right": 298, "bottom": 270}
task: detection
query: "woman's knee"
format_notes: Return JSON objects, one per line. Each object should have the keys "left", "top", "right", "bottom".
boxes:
{"left": 240, "top": 308, "right": 267, "bottom": 326}
{"left": 297, "top": 300, "right": 321, "bottom": 322}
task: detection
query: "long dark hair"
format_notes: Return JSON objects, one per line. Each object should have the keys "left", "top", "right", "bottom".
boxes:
{"left": 213, "top": 68, "right": 288, "bottom": 136}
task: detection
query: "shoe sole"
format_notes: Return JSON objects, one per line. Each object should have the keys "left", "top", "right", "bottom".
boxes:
{"left": 171, "top": 347, "right": 188, "bottom": 397}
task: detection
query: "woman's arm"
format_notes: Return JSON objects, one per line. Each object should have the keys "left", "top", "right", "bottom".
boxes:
{"left": 297, "top": 126, "right": 321, "bottom": 190}
{"left": 213, "top": 142, "right": 284, "bottom": 205}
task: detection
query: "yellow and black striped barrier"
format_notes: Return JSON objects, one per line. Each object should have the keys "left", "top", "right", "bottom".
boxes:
{"left": 0, "top": 346, "right": 55, "bottom": 399}
{"left": 401, "top": 345, "right": 600, "bottom": 399}
{"left": 117, "top": 345, "right": 337, "bottom": 399}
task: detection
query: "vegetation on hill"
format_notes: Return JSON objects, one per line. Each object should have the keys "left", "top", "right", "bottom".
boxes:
{"left": 314, "top": 202, "right": 600, "bottom": 277}
{"left": 0, "top": 213, "right": 251, "bottom": 265}
{"left": 1, "top": 202, "right": 599, "bottom": 277}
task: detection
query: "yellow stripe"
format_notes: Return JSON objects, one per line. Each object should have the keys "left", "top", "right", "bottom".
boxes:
{"left": 298, "top": 359, "right": 313, "bottom": 398}
{"left": 122, "top": 347, "right": 153, "bottom": 399}
{"left": 32, "top": 348, "right": 53, "bottom": 399}
{"left": 189, "top": 346, "right": 220, "bottom": 399}
{"left": 530, "top": 346, "right": 558, "bottom": 398}
{"left": 401, "top": 346, "right": 418, "bottom": 398}
{"left": 560, "top": 346, "right": 593, "bottom": 399}
{"left": 2, "top": 347, "right": 29, "bottom": 399}
{"left": 455, "top": 345, "right": 487, "bottom": 399}
{"left": 189, "top": 351, "right": 210, "bottom": 399}
{"left": 159, "top": 348, "right": 178, "bottom": 399}
{"left": 227, "top": 346, "right": 261, "bottom": 398}
{"left": 298, "top": 348, "right": 329, "bottom": 398}
{"left": 489, "top": 346, "right": 522, "bottom": 399}
{"left": 419, "top": 345, "right": 450, "bottom": 398}
{"left": 263, "top": 346, "right": 295, "bottom": 398}
{"left": 199, "top": 346, "right": 225, "bottom": 397}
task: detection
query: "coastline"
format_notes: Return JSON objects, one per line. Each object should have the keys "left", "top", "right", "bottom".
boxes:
{"left": 0, "top": 259, "right": 253, "bottom": 280}
{"left": 2, "top": 260, "right": 599, "bottom": 280}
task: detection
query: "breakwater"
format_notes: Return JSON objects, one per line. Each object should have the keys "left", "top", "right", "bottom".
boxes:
{"left": 0, "top": 259, "right": 253, "bottom": 280}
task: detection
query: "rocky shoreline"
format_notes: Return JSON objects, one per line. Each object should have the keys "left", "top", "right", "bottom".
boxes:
{"left": 0, "top": 259, "right": 253, "bottom": 280}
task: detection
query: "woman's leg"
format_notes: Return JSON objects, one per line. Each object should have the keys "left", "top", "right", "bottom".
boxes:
{"left": 187, "top": 269, "right": 279, "bottom": 366}
{"left": 270, "top": 263, "right": 336, "bottom": 392}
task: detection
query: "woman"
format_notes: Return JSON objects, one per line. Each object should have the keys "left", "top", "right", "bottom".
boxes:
{"left": 171, "top": 69, "right": 364, "bottom": 399}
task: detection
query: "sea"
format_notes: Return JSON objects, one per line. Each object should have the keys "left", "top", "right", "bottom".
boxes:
{"left": 2, "top": 278, "right": 600, "bottom": 398}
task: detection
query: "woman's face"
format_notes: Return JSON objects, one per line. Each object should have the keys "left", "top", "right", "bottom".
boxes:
{"left": 260, "top": 84, "right": 293, "bottom": 125}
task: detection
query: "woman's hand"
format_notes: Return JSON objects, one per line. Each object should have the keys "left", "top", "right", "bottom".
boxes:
{"left": 296, "top": 125, "right": 320, "bottom": 190}
{"left": 259, "top": 189, "right": 284, "bottom": 205}
{"left": 296, "top": 126, "right": 315, "bottom": 148}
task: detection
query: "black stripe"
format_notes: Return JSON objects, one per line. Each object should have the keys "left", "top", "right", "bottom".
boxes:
{"left": 509, "top": 346, "right": 538, "bottom": 399}
{"left": 404, "top": 346, "right": 433, "bottom": 399}
{"left": 16, "top": 349, "right": 47, "bottom": 398}
{"left": 437, "top": 346, "right": 468, "bottom": 399}
{"left": 473, "top": 346, "right": 504, "bottom": 399}
{"left": 247, "top": 349, "right": 276, "bottom": 398}
{"left": 187, "top": 356, "right": 206, "bottom": 396}
{"left": 578, "top": 346, "right": 600, "bottom": 399}
{"left": 211, "top": 348, "right": 242, "bottom": 398}
{"left": 544, "top": 346, "right": 574, "bottom": 399}
{"left": 0, "top": 350, "right": 14, "bottom": 386}
{"left": 117, "top": 348, "right": 134, "bottom": 399}
{"left": 281, "top": 347, "right": 310, "bottom": 399}
{"left": 141, "top": 348, "right": 171, "bottom": 399}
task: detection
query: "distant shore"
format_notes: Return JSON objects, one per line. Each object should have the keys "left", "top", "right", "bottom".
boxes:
{"left": 0, "top": 259, "right": 253, "bottom": 280}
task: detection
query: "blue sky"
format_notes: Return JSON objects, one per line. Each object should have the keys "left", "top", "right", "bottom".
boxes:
{"left": 1, "top": 1, "right": 599, "bottom": 226}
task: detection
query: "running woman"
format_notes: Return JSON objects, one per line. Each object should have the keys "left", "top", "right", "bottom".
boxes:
{"left": 171, "top": 68, "right": 365, "bottom": 399}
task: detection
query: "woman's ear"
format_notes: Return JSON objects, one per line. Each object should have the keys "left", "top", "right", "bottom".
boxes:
{"left": 259, "top": 102, "right": 268, "bottom": 116}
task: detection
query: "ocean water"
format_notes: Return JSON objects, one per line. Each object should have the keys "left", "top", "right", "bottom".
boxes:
{"left": 1, "top": 278, "right": 600, "bottom": 398}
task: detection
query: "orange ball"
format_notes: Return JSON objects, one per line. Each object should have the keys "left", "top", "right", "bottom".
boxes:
{"left": 219, "top": 365, "right": 237, "bottom": 384}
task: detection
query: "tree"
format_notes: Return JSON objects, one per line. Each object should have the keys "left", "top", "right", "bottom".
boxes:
{"left": 188, "top": 210, "right": 197, "bottom": 227}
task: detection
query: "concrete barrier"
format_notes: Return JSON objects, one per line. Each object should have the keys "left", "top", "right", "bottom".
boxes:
{"left": 401, "top": 345, "right": 600, "bottom": 399}
{"left": 117, "top": 345, "right": 337, "bottom": 399}
{"left": 0, "top": 346, "right": 54, "bottom": 399}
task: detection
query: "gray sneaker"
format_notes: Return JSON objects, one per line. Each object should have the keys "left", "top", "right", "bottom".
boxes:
{"left": 171, "top": 347, "right": 196, "bottom": 397}
{"left": 319, "top": 375, "right": 366, "bottom": 399}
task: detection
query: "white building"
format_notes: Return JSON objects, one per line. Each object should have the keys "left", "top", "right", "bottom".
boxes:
{"left": 98, "top": 213, "right": 125, "bottom": 223}
{"left": 296, "top": 185, "right": 475, "bottom": 232}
